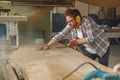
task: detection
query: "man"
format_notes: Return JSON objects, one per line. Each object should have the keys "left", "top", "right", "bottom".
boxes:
{"left": 39, "top": 8, "right": 110, "bottom": 67}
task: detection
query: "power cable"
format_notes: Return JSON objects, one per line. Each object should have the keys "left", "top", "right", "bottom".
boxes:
{"left": 62, "top": 62, "right": 98, "bottom": 80}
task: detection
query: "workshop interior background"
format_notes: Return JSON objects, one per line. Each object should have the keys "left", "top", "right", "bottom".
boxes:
{"left": 0, "top": 0, "right": 120, "bottom": 68}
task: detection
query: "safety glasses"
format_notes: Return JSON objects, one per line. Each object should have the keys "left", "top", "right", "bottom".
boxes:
{"left": 66, "top": 18, "right": 75, "bottom": 24}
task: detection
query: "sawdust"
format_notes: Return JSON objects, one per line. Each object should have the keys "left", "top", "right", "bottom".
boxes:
{"left": 7, "top": 44, "right": 112, "bottom": 80}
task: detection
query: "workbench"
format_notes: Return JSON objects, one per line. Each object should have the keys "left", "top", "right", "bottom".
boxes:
{"left": 105, "top": 28, "right": 120, "bottom": 38}
{"left": 7, "top": 44, "right": 113, "bottom": 80}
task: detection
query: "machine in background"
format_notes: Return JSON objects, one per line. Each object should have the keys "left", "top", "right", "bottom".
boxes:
{"left": 0, "top": 1, "right": 27, "bottom": 48}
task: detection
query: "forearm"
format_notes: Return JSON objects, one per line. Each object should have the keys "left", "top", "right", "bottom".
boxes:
{"left": 46, "top": 39, "right": 57, "bottom": 47}
{"left": 76, "top": 38, "right": 87, "bottom": 44}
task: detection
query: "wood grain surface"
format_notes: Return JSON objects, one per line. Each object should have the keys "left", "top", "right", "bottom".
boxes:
{"left": 8, "top": 44, "right": 112, "bottom": 80}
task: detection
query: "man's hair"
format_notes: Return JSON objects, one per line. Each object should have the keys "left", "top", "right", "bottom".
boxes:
{"left": 65, "top": 8, "right": 82, "bottom": 19}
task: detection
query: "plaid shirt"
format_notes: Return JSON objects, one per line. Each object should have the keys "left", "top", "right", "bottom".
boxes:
{"left": 52, "top": 17, "right": 110, "bottom": 57}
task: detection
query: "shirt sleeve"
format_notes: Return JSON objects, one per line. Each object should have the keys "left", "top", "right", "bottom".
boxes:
{"left": 52, "top": 25, "right": 71, "bottom": 42}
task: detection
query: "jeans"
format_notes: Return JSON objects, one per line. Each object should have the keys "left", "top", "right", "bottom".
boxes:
{"left": 82, "top": 47, "right": 110, "bottom": 67}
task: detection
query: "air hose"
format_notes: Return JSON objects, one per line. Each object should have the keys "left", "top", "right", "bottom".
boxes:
{"left": 62, "top": 62, "right": 98, "bottom": 80}
{"left": 62, "top": 62, "right": 120, "bottom": 80}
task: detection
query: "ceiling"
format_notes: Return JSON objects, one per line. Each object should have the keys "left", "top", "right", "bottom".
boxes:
{"left": 78, "top": 0, "right": 120, "bottom": 7}
{"left": 4, "top": 0, "right": 75, "bottom": 6}
{"left": 2, "top": 0, "right": 120, "bottom": 7}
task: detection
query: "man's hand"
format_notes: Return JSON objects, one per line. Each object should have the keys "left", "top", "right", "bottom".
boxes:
{"left": 37, "top": 44, "right": 49, "bottom": 50}
{"left": 67, "top": 39, "right": 78, "bottom": 48}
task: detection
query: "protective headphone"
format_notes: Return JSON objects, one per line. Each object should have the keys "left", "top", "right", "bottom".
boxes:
{"left": 75, "top": 15, "right": 81, "bottom": 23}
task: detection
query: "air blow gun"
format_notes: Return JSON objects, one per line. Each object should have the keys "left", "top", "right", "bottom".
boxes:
{"left": 83, "top": 62, "right": 120, "bottom": 80}
{"left": 83, "top": 69, "right": 120, "bottom": 80}
{"left": 62, "top": 62, "right": 120, "bottom": 80}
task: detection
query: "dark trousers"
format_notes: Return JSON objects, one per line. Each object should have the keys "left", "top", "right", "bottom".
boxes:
{"left": 82, "top": 47, "right": 110, "bottom": 67}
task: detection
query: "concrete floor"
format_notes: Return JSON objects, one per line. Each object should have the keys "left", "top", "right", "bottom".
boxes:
{"left": 109, "top": 44, "right": 120, "bottom": 68}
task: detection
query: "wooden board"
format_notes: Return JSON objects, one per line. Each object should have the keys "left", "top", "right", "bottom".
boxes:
{"left": 8, "top": 44, "right": 112, "bottom": 80}
{"left": 0, "top": 16, "right": 27, "bottom": 21}
{"left": 6, "top": 64, "right": 18, "bottom": 80}
{"left": 106, "top": 28, "right": 120, "bottom": 32}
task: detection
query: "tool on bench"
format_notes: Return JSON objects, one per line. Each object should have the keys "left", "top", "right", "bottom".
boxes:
{"left": 62, "top": 62, "right": 120, "bottom": 80}
{"left": 83, "top": 68, "right": 119, "bottom": 80}
{"left": 83, "top": 63, "right": 120, "bottom": 80}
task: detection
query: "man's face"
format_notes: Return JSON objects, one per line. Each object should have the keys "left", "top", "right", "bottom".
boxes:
{"left": 66, "top": 15, "right": 77, "bottom": 28}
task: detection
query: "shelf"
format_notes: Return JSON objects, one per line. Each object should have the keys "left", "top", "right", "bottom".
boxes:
{"left": 0, "top": 16, "right": 28, "bottom": 21}
{"left": 105, "top": 28, "right": 120, "bottom": 32}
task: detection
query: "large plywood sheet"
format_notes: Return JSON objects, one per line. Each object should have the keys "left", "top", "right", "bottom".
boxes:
{"left": 8, "top": 44, "right": 112, "bottom": 80}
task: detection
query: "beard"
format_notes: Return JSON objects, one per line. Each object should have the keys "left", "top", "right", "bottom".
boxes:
{"left": 69, "top": 23, "right": 77, "bottom": 29}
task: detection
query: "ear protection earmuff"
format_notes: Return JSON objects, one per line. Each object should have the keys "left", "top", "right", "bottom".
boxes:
{"left": 76, "top": 15, "right": 81, "bottom": 23}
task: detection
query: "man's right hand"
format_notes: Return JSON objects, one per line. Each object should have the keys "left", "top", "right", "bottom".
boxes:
{"left": 37, "top": 44, "right": 49, "bottom": 50}
{"left": 67, "top": 39, "right": 78, "bottom": 48}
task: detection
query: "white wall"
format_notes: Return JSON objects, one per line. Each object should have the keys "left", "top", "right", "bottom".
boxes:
{"left": 75, "top": 1, "right": 88, "bottom": 16}
{"left": 52, "top": 1, "right": 99, "bottom": 16}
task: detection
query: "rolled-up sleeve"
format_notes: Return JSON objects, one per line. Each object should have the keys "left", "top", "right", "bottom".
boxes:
{"left": 52, "top": 25, "right": 71, "bottom": 42}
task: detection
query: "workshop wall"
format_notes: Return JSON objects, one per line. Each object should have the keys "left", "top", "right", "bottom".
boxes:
{"left": 8, "top": 2, "right": 90, "bottom": 44}
{"left": 9, "top": 6, "right": 51, "bottom": 43}
{"left": 7, "top": 2, "right": 99, "bottom": 44}
{"left": 19, "top": 14, "right": 51, "bottom": 44}
{"left": 75, "top": 1, "right": 88, "bottom": 16}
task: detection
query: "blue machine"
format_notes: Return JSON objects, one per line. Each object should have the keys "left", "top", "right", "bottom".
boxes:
{"left": 0, "top": 24, "right": 6, "bottom": 38}
{"left": 83, "top": 69, "right": 120, "bottom": 80}
{"left": 62, "top": 62, "right": 120, "bottom": 80}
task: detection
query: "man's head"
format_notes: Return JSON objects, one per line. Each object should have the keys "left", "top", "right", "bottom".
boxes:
{"left": 65, "top": 9, "right": 82, "bottom": 28}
